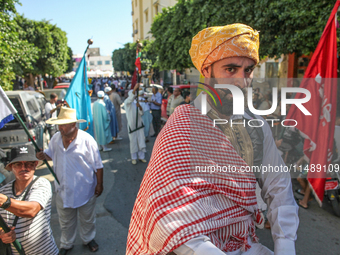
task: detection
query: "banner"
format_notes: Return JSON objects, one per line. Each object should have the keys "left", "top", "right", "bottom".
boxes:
{"left": 286, "top": 0, "right": 340, "bottom": 205}
{"left": 65, "top": 56, "right": 94, "bottom": 137}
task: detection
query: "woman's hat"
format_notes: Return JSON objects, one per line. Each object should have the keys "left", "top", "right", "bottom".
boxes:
{"left": 46, "top": 107, "right": 86, "bottom": 125}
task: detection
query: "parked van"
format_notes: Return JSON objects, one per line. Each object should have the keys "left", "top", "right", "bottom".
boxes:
{"left": 0, "top": 91, "right": 48, "bottom": 152}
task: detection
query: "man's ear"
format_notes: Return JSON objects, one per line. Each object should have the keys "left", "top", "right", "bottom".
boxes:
{"left": 202, "top": 66, "right": 211, "bottom": 78}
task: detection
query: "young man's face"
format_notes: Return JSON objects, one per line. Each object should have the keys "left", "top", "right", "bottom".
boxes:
{"left": 202, "top": 56, "right": 255, "bottom": 83}
{"left": 202, "top": 56, "right": 256, "bottom": 116}
{"left": 52, "top": 96, "right": 58, "bottom": 104}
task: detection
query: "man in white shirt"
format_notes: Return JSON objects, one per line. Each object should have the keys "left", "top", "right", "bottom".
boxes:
{"left": 45, "top": 93, "right": 61, "bottom": 138}
{"left": 36, "top": 107, "right": 103, "bottom": 255}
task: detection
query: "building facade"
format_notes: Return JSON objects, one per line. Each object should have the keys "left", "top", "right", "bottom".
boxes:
{"left": 131, "top": 0, "right": 178, "bottom": 42}
{"left": 73, "top": 48, "right": 113, "bottom": 72}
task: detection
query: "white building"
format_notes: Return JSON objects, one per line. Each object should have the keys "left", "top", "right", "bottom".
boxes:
{"left": 73, "top": 48, "right": 113, "bottom": 72}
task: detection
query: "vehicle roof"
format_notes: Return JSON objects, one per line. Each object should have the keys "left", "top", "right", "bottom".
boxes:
{"left": 25, "top": 90, "right": 45, "bottom": 98}
{"left": 40, "top": 88, "right": 66, "bottom": 92}
{"left": 170, "top": 85, "right": 191, "bottom": 89}
{"left": 5, "top": 91, "right": 37, "bottom": 100}
{"left": 56, "top": 83, "right": 70, "bottom": 86}
{"left": 54, "top": 84, "right": 70, "bottom": 88}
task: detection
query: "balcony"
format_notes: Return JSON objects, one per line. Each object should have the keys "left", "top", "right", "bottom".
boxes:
{"left": 131, "top": 11, "right": 134, "bottom": 15}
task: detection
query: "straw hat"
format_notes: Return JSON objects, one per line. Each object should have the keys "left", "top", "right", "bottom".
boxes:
{"left": 46, "top": 107, "right": 86, "bottom": 125}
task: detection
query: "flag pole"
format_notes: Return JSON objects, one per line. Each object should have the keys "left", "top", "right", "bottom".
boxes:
{"left": 129, "top": 40, "right": 144, "bottom": 133}
{"left": 83, "top": 39, "right": 93, "bottom": 131}
{"left": 0, "top": 215, "right": 25, "bottom": 254}
{"left": 13, "top": 113, "right": 59, "bottom": 184}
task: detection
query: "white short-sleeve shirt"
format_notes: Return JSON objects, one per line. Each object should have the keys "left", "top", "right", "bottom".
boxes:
{"left": 44, "top": 129, "right": 103, "bottom": 208}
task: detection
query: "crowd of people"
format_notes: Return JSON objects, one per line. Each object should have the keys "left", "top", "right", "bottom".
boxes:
{"left": 1, "top": 22, "right": 339, "bottom": 255}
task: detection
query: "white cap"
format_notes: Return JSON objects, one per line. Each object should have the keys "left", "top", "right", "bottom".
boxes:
{"left": 104, "top": 87, "right": 112, "bottom": 93}
{"left": 97, "top": 91, "right": 105, "bottom": 98}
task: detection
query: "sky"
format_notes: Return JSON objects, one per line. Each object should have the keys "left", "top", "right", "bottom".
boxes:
{"left": 16, "top": 0, "right": 133, "bottom": 56}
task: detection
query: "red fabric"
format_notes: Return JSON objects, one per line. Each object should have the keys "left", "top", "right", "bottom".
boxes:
{"left": 135, "top": 57, "right": 141, "bottom": 74}
{"left": 286, "top": 0, "right": 340, "bottom": 205}
{"left": 126, "top": 105, "right": 262, "bottom": 255}
{"left": 131, "top": 70, "right": 137, "bottom": 90}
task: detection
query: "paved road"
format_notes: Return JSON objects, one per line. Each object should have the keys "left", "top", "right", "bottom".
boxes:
{"left": 33, "top": 108, "right": 340, "bottom": 255}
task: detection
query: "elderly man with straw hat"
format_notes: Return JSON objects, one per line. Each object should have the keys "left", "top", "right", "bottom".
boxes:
{"left": 36, "top": 107, "right": 103, "bottom": 254}
{"left": 127, "top": 24, "right": 298, "bottom": 255}
{"left": 0, "top": 144, "right": 58, "bottom": 255}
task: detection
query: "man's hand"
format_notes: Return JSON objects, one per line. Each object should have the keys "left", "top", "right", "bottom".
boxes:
{"left": 95, "top": 184, "right": 103, "bottom": 197}
{"left": 133, "top": 83, "right": 140, "bottom": 94}
{"left": 0, "top": 227, "right": 16, "bottom": 244}
{"left": 36, "top": 152, "right": 52, "bottom": 161}
{"left": 36, "top": 151, "right": 45, "bottom": 160}
{"left": 275, "top": 139, "right": 283, "bottom": 148}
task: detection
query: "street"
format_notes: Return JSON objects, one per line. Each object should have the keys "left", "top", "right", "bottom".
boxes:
{"left": 34, "top": 109, "right": 340, "bottom": 255}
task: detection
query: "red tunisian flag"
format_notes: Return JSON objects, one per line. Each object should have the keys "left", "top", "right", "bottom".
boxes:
{"left": 286, "top": 0, "right": 340, "bottom": 205}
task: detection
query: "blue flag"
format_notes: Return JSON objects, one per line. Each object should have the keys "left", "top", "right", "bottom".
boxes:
{"left": 65, "top": 56, "right": 94, "bottom": 137}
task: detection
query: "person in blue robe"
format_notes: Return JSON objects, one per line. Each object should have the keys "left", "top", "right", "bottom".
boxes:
{"left": 104, "top": 87, "right": 119, "bottom": 138}
{"left": 93, "top": 91, "right": 112, "bottom": 152}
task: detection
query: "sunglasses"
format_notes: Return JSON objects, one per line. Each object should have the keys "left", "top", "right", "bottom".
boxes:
{"left": 12, "top": 161, "right": 36, "bottom": 170}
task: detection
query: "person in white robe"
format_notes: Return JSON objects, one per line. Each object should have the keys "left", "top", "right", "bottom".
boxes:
{"left": 124, "top": 84, "right": 147, "bottom": 164}
{"left": 138, "top": 91, "right": 153, "bottom": 142}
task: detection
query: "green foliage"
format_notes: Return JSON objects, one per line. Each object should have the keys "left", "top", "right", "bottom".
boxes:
{"left": 112, "top": 40, "right": 157, "bottom": 74}
{"left": 15, "top": 15, "right": 70, "bottom": 78}
{"left": 0, "top": 0, "right": 37, "bottom": 90}
{"left": 0, "top": 1, "right": 70, "bottom": 90}
{"left": 66, "top": 46, "right": 74, "bottom": 73}
{"left": 151, "top": 0, "right": 338, "bottom": 71}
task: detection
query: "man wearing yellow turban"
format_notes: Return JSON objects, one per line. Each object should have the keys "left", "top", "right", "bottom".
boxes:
{"left": 126, "top": 24, "right": 298, "bottom": 255}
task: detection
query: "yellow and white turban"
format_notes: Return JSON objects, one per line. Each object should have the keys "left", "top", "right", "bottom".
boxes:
{"left": 189, "top": 23, "right": 260, "bottom": 74}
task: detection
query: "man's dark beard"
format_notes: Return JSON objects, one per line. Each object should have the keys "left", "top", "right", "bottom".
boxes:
{"left": 209, "top": 71, "right": 249, "bottom": 116}
{"left": 214, "top": 87, "right": 248, "bottom": 116}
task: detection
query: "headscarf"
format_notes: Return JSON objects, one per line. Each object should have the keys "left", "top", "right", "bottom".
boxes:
{"left": 189, "top": 23, "right": 259, "bottom": 74}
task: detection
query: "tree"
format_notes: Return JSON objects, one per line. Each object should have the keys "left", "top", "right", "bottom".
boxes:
{"left": 112, "top": 40, "right": 157, "bottom": 74}
{"left": 0, "top": 0, "right": 38, "bottom": 90}
{"left": 150, "top": 0, "right": 338, "bottom": 71}
{"left": 15, "top": 15, "right": 69, "bottom": 86}
{"left": 66, "top": 47, "right": 74, "bottom": 73}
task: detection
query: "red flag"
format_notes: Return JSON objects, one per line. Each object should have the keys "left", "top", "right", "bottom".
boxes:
{"left": 135, "top": 56, "right": 141, "bottom": 75}
{"left": 131, "top": 70, "right": 137, "bottom": 89}
{"left": 286, "top": 0, "right": 340, "bottom": 205}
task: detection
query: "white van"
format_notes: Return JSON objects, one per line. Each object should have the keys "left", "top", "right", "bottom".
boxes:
{"left": 0, "top": 91, "right": 48, "bottom": 151}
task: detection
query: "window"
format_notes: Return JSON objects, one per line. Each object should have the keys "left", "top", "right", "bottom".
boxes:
{"left": 27, "top": 101, "right": 39, "bottom": 115}
{"left": 97, "top": 61, "right": 103, "bottom": 65}
{"left": 105, "top": 60, "right": 110, "bottom": 65}
{"left": 135, "top": 0, "right": 137, "bottom": 7}
{"left": 145, "top": 9, "right": 148, "bottom": 22}
{"left": 154, "top": 5, "right": 158, "bottom": 15}
{"left": 90, "top": 61, "right": 94, "bottom": 66}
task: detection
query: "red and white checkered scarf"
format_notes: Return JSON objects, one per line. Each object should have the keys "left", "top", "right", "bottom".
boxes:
{"left": 126, "top": 105, "right": 263, "bottom": 255}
